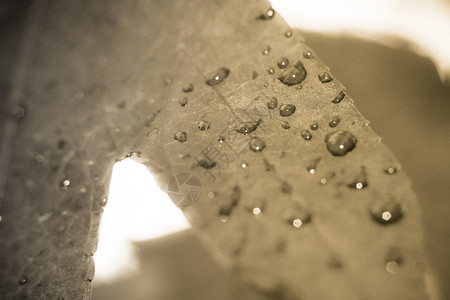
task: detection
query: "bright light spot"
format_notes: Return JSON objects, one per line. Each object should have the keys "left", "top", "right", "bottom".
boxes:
{"left": 386, "top": 261, "right": 400, "bottom": 273}
{"left": 271, "top": 0, "right": 450, "bottom": 81}
{"left": 94, "top": 158, "right": 191, "bottom": 284}
{"left": 382, "top": 211, "right": 392, "bottom": 221}
{"left": 339, "top": 145, "right": 344, "bottom": 149}
{"left": 356, "top": 182, "right": 363, "bottom": 189}
{"left": 293, "top": 218, "right": 303, "bottom": 228}
{"left": 253, "top": 207, "right": 262, "bottom": 216}
{"left": 309, "top": 168, "right": 315, "bottom": 174}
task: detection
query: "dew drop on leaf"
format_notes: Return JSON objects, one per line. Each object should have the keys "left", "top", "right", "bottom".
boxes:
{"left": 279, "top": 104, "right": 296, "bottom": 117}
{"left": 303, "top": 50, "right": 313, "bottom": 59}
{"left": 310, "top": 121, "right": 319, "bottom": 130}
{"left": 325, "top": 131, "right": 357, "bottom": 156}
{"left": 100, "top": 196, "right": 108, "bottom": 207}
{"left": 174, "top": 131, "right": 187, "bottom": 142}
{"left": 198, "top": 120, "right": 210, "bottom": 131}
{"left": 285, "top": 30, "right": 292, "bottom": 38}
{"left": 301, "top": 130, "right": 312, "bottom": 141}
{"left": 267, "top": 68, "right": 275, "bottom": 75}
{"left": 19, "top": 277, "right": 27, "bottom": 285}
{"left": 370, "top": 200, "right": 403, "bottom": 225}
{"left": 205, "top": 68, "right": 229, "bottom": 86}
{"left": 249, "top": 137, "right": 265, "bottom": 152}
{"left": 218, "top": 136, "right": 225, "bottom": 143}
{"left": 328, "top": 116, "right": 341, "bottom": 128}
{"left": 60, "top": 179, "right": 70, "bottom": 191}
{"left": 332, "top": 90, "right": 346, "bottom": 104}
{"left": 318, "top": 71, "right": 333, "bottom": 83}
{"left": 278, "top": 61, "right": 307, "bottom": 86}
{"left": 257, "top": 7, "right": 275, "bottom": 20}
{"left": 267, "top": 97, "right": 278, "bottom": 109}
{"left": 277, "top": 57, "right": 289, "bottom": 69}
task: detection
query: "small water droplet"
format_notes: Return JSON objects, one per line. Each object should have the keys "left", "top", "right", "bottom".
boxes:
{"left": 385, "top": 249, "right": 403, "bottom": 274}
{"left": 310, "top": 121, "right": 319, "bottom": 131}
{"left": 318, "top": 71, "right": 333, "bottom": 83}
{"left": 303, "top": 50, "right": 313, "bottom": 59}
{"left": 164, "top": 77, "right": 172, "bottom": 85}
{"left": 301, "top": 130, "right": 312, "bottom": 140}
{"left": 281, "top": 121, "right": 290, "bottom": 129}
{"left": 182, "top": 83, "right": 194, "bottom": 93}
{"left": 267, "top": 97, "right": 278, "bottom": 109}
{"left": 278, "top": 61, "right": 307, "bottom": 86}
{"left": 241, "top": 162, "right": 248, "bottom": 169}
{"left": 198, "top": 120, "right": 210, "bottom": 131}
{"left": 267, "top": 68, "right": 275, "bottom": 75}
{"left": 325, "top": 131, "right": 357, "bottom": 156}
{"left": 12, "top": 105, "right": 26, "bottom": 119}
{"left": 205, "top": 68, "right": 230, "bottom": 86}
{"left": 285, "top": 30, "right": 292, "bottom": 37}
{"left": 101, "top": 197, "right": 108, "bottom": 207}
{"left": 249, "top": 137, "right": 266, "bottom": 152}
{"left": 219, "top": 215, "right": 228, "bottom": 222}
{"left": 307, "top": 158, "right": 321, "bottom": 174}
{"left": 218, "top": 136, "right": 225, "bottom": 143}
{"left": 19, "top": 277, "right": 27, "bottom": 285}
{"left": 348, "top": 167, "right": 368, "bottom": 189}
{"left": 252, "top": 71, "right": 258, "bottom": 79}
{"left": 384, "top": 167, "right": 398, "bottom": 175}
{"left": 179, "top": 97, "right": 188, "bottom": 106}
{"left": 258, "top": 7, "right": 275, "bottom": 20}
{"left": 198, "top": 159, "right": 216, "bottom": 169}
{"left": 277, "top": 57, "right": 289, "bottom": 69}
{"left": 279, "top": 104, "right": 296, "bottom": 117}
{"left": 332, "top": 90, "right": 346, "bottom": 104}
{"left": 253, "top": 207, "right": 262, "bottom": 216}
{"left": 174, "top": 131, "right": 187, "bottom": 142}
{"left": 208, "top": 192, "right": 215, "bottom": 198}
{"left": 320, "top": 178, "right": 327, "bottom": 185}
{"left": 264, "top": 83, "right": 269, "bottom": 87}
{"left": 236, "top": 119, "right": 261, "bottom": 134}
{"left": 370, "top": 200, "right": 403, "bottom": 225}
{"left": 60, "top": 179, "right": 70, "bottom": 190}
{"left": 262, "top": 46, "right": 270, "bottom": 55}
{"left": 328, "top": 116, "right": 341, "bottom": 128}
{"left": 284, "top": 208, "right": 311, "bottom": 228}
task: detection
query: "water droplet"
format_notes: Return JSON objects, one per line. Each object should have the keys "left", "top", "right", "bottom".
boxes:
{"left": 179, "top": 97, "right": 188, "bottom": 106}
{"left": 267, "top": 97, "right": 278, "bottom": 109}
{"left": 386, "top": 261, "right": 400, "bottom": 274}
{"left": 384, "top": 167, "right": 398, "bottom": 175}
{"left": 348, "top": 167, "right": 368, "bottom": 189}
{"left": 310, "top": 121, "right": 319, "bottom": 131}
{"left": 301, "top": 130, "right": 312, "bottom": 140}
{"left": 264, "top": 83, "right": 269, "bottom": 87}
{"left": 281, "top": 121, "right": 290, "bottom": 129}
{"left": 205, "top": 68, "right": 230, "bottom": 86}
{"left": 174, "top": 131, "right": 187, "bottom": 142}
{"left": 318, "top": 71, "right": 333, "bottom": 83}
{"left": 198, "top": 159, "right": 216, "bottom": 169}
{"left": 60, "top": 179, "right": 70, "bottom": 190}
{"left": 385, "top": 249, "right": 403, "bottom": 274}
{"left": 241, "top": 162, "right": 248, "bottom": 169}
{"left": 19, "top": 277, "right": 27, "bottom": 285}
{"left": 252, "top": 71, "right": 258, "bottom": 79}
{"left": 307, "top": 158, "right": 321, "bottom": 174}
{"left": 208, "top": 192, "right": 215, "bottom": 198}
{"left": 12, "top": 105, "right": 26, "bottom": 119}
{"left": 370, "top": 200, "right": 403, "bottom": 225}
{"left": 278, "top": 61, "right": 307, "bottom": 86}
{"left": 303, "top": 50, "right": 313, "bottom": 59}
{"left": 236, "top": 119, "right": 261, "bottom": 135}
{"left": 218, "top": 136, "right": 225, "bottom": 143}
{"left": 267, "top": 68, "right": 275, "bottom": 75}
{"left": 285, "top": 30, "right": 292, "bottom": 37}
{"left": 164, "top": 78, "right": 172, "bottom": 85}
{"left": 279, "top": 104, "right": 296, "bottom": 117}
{"left": 262, "top": 47, "right": 270, "bottom": 55}
{"left": 325, "top": 131, "right": 357, "bottom": 156}
{"left": 101, "top": 197, "right": 108, "bottom": 207}
{"left": 284, "top": 207, "right": 311, "bottom": 228}
{"left": 253, "top": 207, "right": 262, "bottom": 216}
{"left": 198, "top": 120, "right": 210, "bottom": 131}
{"left": 257, "top": 7, "right": 275, "bottom": 20}
{"left": 182, "top": 83, "right": 194, "bottom": 93}
{"left": 332, "top": 90, "right": 345, "bottom": 104}
{"left": 328, "top": 116, "right": 341, "bottom": 128}
{"left": 277, "top": 57, "right": 289, "bottom": 69}
{"left": 249, "top": 137, "right": 266, "bottom": 152}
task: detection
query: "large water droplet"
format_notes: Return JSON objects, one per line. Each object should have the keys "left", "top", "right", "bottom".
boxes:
{"left": 206, "top": 68, "right": 230, "bottom": 86}
{"left": 218, "top": 136, "right": 225, "bottom": 143}
{"left": 174, "top": 131, "right": 187, "bottom": 142}
{"left": 283, "top": 207, "right": 311, "bottom": 228}
{"left": 310, "top": 121, "right": 319, "bottom": 131}
{"left": 348, "top": 167, "right": 368, "bottom": 189}
{"left": 332, "top": 91, "right": 345, "bottom": 104}
{"left": 100, "top": 196, "right": 108, "bottom": 207}
{"left": 178, "top": 97, "right": 188, "bottom": 107}
{"left": 279, "top": 104, "right": 296, "bottom": 117}
{"left": 328, "top": 116, "right": 341, "bottom": 128}
{"left": 277, "top": 57, "right": 289, "bottom": 69}
{"left": 301, "top": 130, "right": 312, "bottom": 140}
{"left": 370, "top": 200, "right": 403, "bottom": 225}
{"left": 249, "top": 137, "right": 266, "bottom": 152}
{"left": 198, "top": 120, "right": 210, "bottom": 131}
{"left": 325, "top": 131, "right": 357, "bottom": 156}
{"left": 182, "top": 83, "right": 194, "bottom": 93}
{"left": 278, "top": 61, "right": 307, "bottom": 86}
{"left": 318, "top": 71, "right": 333, "bottom": 83}
{"left": 267, "top": 97, "right": 278, "bottom": 109}
{"left": 236, "top": 119, "right": 261, "bottom": 134}
{"left": 303, "top": 50, "right": 314, "bottom": 59}
{"left": 257, "top": 7, "right": 275, "bottom": 20}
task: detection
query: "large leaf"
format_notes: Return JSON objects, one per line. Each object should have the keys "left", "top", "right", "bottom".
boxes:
{"left": 0, "top": 0, "right": 430, "bottom": 299}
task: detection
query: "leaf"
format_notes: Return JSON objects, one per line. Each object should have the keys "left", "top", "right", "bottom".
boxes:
{"left": 0, "top": 0, "right": 429, "bottom": 299}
